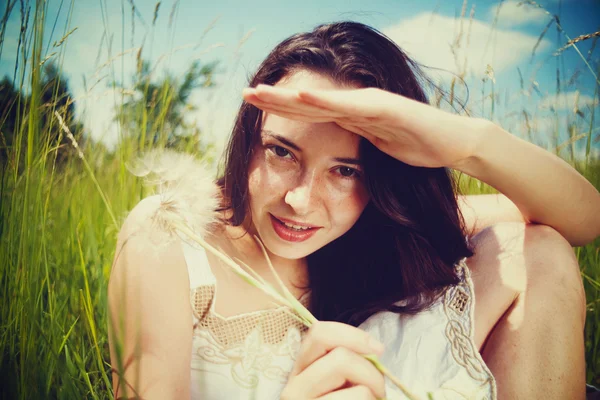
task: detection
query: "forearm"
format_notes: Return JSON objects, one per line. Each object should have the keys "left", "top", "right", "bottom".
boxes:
{"left": 453, "top": 121, "right": 600, "bottom": 247}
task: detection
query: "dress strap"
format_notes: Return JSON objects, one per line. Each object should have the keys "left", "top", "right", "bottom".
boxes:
{"left": 180, "top": 236, "right": 216, "bottom": 289}
{"left": 442, "top": 257, "right": 498, "bottom": 396}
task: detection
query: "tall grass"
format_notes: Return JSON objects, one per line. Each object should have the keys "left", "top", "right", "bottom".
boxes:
{"left": 0, "top": 1, "right": 599, "bottom": 398}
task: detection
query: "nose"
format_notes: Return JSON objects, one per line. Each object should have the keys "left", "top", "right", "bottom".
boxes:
{"left": 284, "top": 169, "right": 321, "bottom": 216}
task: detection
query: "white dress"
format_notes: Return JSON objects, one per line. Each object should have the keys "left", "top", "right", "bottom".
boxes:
{"left": 181, "top": 237, "right": 497, "bottom": 400}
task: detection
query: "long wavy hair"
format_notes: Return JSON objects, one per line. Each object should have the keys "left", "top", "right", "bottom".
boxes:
{"left": 217, "top": 21, "right": 474, "bottom": 327}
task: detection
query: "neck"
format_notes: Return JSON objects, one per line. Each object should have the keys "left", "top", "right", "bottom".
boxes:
{"left": 258, "top": 247, "right": 308, "bottom": 288}
{"left": 219, "top": 223, "right": 310, "bottom": 298}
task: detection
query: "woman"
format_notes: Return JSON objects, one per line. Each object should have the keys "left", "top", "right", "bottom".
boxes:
{"left": 108, "top": 21, "right": 599, "bottom": 399}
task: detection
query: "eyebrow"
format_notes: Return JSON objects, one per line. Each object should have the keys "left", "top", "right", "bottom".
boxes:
{"left": 332, "top": 157, "right": 362, "bottom": 166}
{"left": 262, "top": 129, "right": 362, "bottom": 166}
{"left": 263, "top": 130, "right": 301, "bottom": 152}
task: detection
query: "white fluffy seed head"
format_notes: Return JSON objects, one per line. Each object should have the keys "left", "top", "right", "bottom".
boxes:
{"left": 128, "top": 150, "right": 221, "bottom": 243}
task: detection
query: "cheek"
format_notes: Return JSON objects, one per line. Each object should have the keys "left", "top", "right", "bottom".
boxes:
{"left": 329, "top": 186, "right": 369, "bottom": 229}
{"left": 247, "top": 151, "right": 289, "bottom": 205}
{"left": 247, "top": 154, "right": 266, "bottom": 204}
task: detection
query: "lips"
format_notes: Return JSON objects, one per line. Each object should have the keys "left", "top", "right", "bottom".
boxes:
{"left": 269, "top": 214, "right": 321, "bottom": 242}
{"left": 275, "top": 215, "right": 319, "bottom": 229}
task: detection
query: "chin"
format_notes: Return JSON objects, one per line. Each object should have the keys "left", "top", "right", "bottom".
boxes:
{"left": 261, "top": 235, "right": 319, "bottom": 260}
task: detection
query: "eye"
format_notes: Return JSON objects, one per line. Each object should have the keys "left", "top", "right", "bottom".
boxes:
{"left": 268, "top": 145, "right": 293, "bottom": 159}
{"left": 335, "top": 166, "right": 361, "bottom": 179}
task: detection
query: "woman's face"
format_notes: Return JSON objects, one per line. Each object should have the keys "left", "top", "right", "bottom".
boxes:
{"left": 247, "top": 70, "right": 370, "bottom": 260}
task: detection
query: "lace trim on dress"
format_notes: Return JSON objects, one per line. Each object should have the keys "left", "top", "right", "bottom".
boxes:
{"left": 191, "top": 323, "right": 303, "bottom": 389}
{"left": 442, "top": 257, "right": 498, "bottom": 399}
{"left": 190, "top": 285, "right": 310, "bottom": 346}
{"left": 189, "top": 285, "right": 309, "bottom": 390}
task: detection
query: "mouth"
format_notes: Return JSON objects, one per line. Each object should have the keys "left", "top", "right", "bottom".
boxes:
{"left": 269, "top": 214, "right": 321, "bottom": 242}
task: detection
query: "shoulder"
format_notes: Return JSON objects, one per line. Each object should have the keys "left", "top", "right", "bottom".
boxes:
{"left": 109, "top": 194, "right": 190, "bottom": 304}
{"left": 108, "top": 195, "right": 193, "bottom": 397}
{"left": 117, "top": 194, "right": 163, "bottom": 241}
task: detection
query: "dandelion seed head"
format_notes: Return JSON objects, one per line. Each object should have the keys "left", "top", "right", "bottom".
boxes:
{"left": 128, "top": 150, "right": 220, "bottom": 244}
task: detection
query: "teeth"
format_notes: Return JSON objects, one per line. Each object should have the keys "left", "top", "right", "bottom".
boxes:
{"left": 283, "top": 221, "right": 311, "bottom": 231}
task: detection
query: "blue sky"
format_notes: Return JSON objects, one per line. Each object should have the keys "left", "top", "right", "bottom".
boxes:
{"left": 2, "top": 0, "right": 599, "bottom": 157}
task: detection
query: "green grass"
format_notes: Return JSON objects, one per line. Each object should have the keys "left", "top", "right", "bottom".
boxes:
{"left": 0, "top": 1, "right": 599, "bottom": 398}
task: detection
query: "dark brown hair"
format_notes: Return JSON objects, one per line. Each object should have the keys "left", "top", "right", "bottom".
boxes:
{"left": 217, "top": 21, "right": 473, "bottom": 327}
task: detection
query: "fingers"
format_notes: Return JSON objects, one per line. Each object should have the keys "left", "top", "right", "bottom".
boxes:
{"left": 289, "top": 346, "right": 386, "bottom": 399}
{"left": 243, "top": 86, "right": 346, "bottom": 119}
{"left": 243, "top": 93, "right": 336, "bottom": 123}
{"left": 243, "top": 85, "right": 390, "bottom": 143}
{"left": 290, "top": 321, "right": 385, "bottom": 377}
{"left": 245, "top": 93, "right": 375, "bottom": 140}
{"left": 298, "top": 87, "right": 391, "bottom": 119}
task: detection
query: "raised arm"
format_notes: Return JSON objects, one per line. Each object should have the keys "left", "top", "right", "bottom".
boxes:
{"left": 454, "top": 122, "right": 600, "bottom": 247}
{"left": 108, "top": 196, "right": 192, "bottom": 399}
{"left": 242, "top": 85, "right": 600, "bottom": 247}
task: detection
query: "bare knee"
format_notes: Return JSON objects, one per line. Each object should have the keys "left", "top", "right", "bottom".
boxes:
{"left": 468, "top": 222, "right": 529, "bottom": 296}
{"left": 520, "top": 224, "right": 586, "bottom": 325}
{"left": 469, "top": 222, "right": 586, "bottom": 328}
{"left": 475, "top": 224, "right": 588, "bottom": 400}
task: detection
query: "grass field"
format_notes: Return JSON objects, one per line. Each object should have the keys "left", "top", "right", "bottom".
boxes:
{"left": 1, "top": 1, "right": 599, "bottom": 398}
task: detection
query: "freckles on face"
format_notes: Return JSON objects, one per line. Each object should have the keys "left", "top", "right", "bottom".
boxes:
{"left": 247, "top": 132, "right": 289, "bottom": 222}
{"left": 244, "top": 70, "right": 370, "bottom": 259}
{"left": 246, "top": 115, "right": 370, "bottom": 258}
{"left": 317, "top": 164, "right": 367, "bottom": 231}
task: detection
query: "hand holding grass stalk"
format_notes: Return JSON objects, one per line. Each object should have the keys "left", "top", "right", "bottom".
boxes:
{"left": 172, "top": 222, "right": 419, "bottom": 400}
{"left": 133, "top": 150, "right": 423, "bottom": 400}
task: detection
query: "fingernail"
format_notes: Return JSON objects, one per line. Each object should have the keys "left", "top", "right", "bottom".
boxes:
{"left": 368, "top": 336, "right": 385, "bottom": 354}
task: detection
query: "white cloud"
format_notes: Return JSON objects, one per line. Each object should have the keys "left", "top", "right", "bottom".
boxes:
{"left": 76, "top": 86, "right": 122, "bottom": 149}
{"left": 520, "top": 96, "right": 600, "bottom": 161}
{"left": 190, "top": 87, "right": 240, "bottom": 154}
{"left": 71, "top": 45, "right": 247, "bottom": 152}
{"left": 488, "top": 1, "right": 551, "bottom": 27}
{"left": 539, "top": 91, "right": 599, "bottom": 110}
{"left": 55, "top": 2, "right": 239, "bottom": 151}
{"left": 383, "top": 12, "right": 551, "bottom": 80}
{"left": 515, "top": 112, "right": 600, "bottom": 159}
